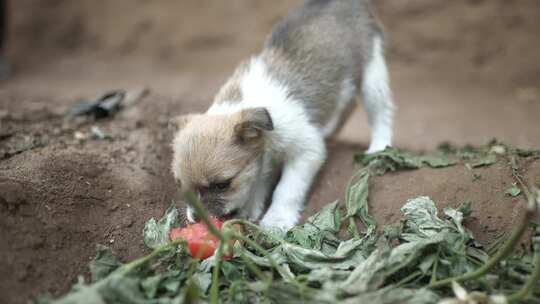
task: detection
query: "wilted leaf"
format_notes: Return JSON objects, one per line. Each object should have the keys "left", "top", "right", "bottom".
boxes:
{"left": 342, "top": 287, "right": 439, "bottom": 304}
{"left": 401, "top": 197, "right": 447, "bottom": 240}
{"left": 344, "top": 170, "right": 375, "bottom": 237}
{"left": 100, "top": 275, "right": 149, "bottom": 304}
{"left": 286, "top": 201, "right": 341, "bottom": 250}
{"left": 505, "top": 184, "right": 521, "bottom": 197}
{"left": 143, "top": 202, "right": 179, "bottom": 249}
{"left": 470, "top": 153, "right": 497, "bottom": 168}
{"left": 141, "top": 275, "right": 162, "bottom": 299}
{"left": 443, "top": 207, "right": 469, "bottom": 237}
{"left": 355, "top": 147, "right": 456, "bottom": 173}
{"left": 516, "top": 148, "right": 540, "bottom": 159}
{"left": 89, "top": 245, "right": 123, "bottom": 283}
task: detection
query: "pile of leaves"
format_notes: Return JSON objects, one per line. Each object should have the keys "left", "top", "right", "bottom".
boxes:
{"left": 38, "top": 143, "right": 540, "bottom": 304}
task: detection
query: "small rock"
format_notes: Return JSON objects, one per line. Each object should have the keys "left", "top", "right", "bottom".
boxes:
{"left": 490, "top": 145, "right": 506, "bottom": 155}
{"left": 123, "top": 218, "right": 134, "bottom": 228}
{"left": 74, "top": 131, "right": 88, "bottom": 141}
{"left": 90, "top": 126, "right": 112, "bottom": 140}
{"left": 0, "top": 180, "right": 27, "bottom": 211}
{"left": 516, "top": 87, "right": 539, "bottom": 103}
{"left": 0, "top": 109, "right": 9, "bottom": 120}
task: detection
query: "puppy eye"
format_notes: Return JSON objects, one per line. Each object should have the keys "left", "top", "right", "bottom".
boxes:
{"left": 209, "top": 180, "right": 232, "bottom": 192}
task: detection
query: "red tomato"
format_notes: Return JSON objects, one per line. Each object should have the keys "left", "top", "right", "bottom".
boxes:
{"left": 170, "top": 217, "right": 233, "bottom": 260}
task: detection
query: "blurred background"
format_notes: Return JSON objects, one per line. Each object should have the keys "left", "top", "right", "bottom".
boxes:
{"left": 1, "top": 1, "right": 539, "bottom": 303}
{"left": 3, "top": 0, "right": 540, "bottom": 148}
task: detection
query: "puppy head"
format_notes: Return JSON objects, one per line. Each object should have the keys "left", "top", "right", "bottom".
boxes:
{"left": 171, "top": 107, "right": 273, "bottom": 220}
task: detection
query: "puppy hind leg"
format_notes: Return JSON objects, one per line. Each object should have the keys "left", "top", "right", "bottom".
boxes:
{"left": 361, "top": 35, "right": 395, "bottom": 153}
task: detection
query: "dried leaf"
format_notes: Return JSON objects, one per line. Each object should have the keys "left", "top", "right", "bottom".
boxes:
{"left": 143, "top": 202, "right": 179, "bottom": 249}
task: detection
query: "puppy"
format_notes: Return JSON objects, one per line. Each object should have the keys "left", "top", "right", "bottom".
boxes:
{"left": 171, "top": 0, "right": 394, "bottom": 230}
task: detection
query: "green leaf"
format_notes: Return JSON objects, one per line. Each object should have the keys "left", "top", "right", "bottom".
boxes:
{"left": 505, "top": 183, "right": 521, "bottom": 197}
{"left": 141, "top": 275, "right": 162, "bottom": 299}
{"left": 345, "top": 170, "right": 375, "bottom": 236}
{"left": 89, "top": 245, "right": 123, "bottom": 283}
{"left": 50, "top": 277, "right": 106, "bottom": 304}
{"left": 355, "top": 147, "right": 456, "bottom": 173}
{"left": 100, "top": 275, "right": 149, "bottom": 304}
{"left": 143, "top": 202, "right": 179, "bottom": 249}
{"left": 337, "top": 243, "right": 392, "bottom": 295}
{"left": 470, "top": 153, "right": 497, "bottom": 168}
{"left": 516, "top": 148, "right": 540, "bottom": 158}
{"left": 342, "top": 287, "right": 439, "bottom": 304}
{"left": 286, "top": 201, "right": 341, "bottom": 250}
{"left": 192, "top": 272, "right": 212, "bottom": 293}
{"left": 443, "top": 207, "right": 470, "bottom": 238}
{"left": 173, "top": 279, "right": 202, "bottom": 304}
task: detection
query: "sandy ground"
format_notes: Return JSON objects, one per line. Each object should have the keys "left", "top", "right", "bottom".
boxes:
{"left": 1, "top": 1, "right": 539, "bottom": 303}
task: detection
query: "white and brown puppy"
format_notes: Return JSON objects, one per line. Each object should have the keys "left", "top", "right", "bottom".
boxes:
{"left": 171, "top": 0, "right": 394, "bottom": 230}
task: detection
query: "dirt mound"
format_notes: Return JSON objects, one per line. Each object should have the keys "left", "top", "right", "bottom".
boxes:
{"left": 0, "top": 92, "right": 180, "bottom": 302}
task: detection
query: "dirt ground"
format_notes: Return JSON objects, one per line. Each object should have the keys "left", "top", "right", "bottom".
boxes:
{"left": 1, "top": 1, "right": 539, "bottom": 303}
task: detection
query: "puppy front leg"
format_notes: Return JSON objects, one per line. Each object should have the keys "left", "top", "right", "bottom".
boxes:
{"left": 260, "top": 137, "right": 326, "bottom": 230}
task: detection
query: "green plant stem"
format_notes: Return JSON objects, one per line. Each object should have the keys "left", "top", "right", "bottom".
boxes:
{"left": 348, "top": 218, "right": 361, "bottom": 239}
{"left": 508, "top": 192, "right": 540, "bottom": 303}
{"left": 233, "top": 233, "right": 294, "bottom": 281}
{"left": 396, "top": 270, "right": 422, "bottom": 288}
{"left": 430, "top": 249, "right": 440, "bottom": 284}
{"left": 508, "top": 249, "right": 540, "bottom": 303}
{"left": 509, "top": 156, "right": 533, "bottom": 200}
{"left": 210, "top": 241, "right": 224, "bottom": 304}
{"left": 429, "top": 192, "right": 538, "bottom": 289}
{"left": 122, "top": 240, "right": 182, "bottom": 274}
{"left": 240, "top": 253, "right": 271, "bottom": 283}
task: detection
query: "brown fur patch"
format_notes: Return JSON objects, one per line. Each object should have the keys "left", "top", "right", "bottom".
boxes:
{"left": 172, "top": 111, "right": 266, "bottom": 193}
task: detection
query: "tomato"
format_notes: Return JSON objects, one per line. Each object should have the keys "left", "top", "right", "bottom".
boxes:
{"left": 170, "top": 217, "right": 234, "bottom": 260}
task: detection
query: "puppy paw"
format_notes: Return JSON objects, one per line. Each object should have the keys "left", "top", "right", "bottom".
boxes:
{"left": 366, "top": 144, "right": 390, "bottom": 154}
{"left": 260, "top": 211, "right": 298, "bottom": 231}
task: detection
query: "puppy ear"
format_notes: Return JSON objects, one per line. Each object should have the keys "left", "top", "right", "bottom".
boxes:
{"left": 234, "top": 107, "right": 273, "bottom": 142}
{"left": 169, "top": 114, "right": 195, "bottom": 131}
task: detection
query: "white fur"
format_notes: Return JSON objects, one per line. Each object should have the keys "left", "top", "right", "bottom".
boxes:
{"left": 186, "top": 206, "right": 196, "bottom": 223}
{"left": 239, "top": 152, "right": 274, "bottom": 221}
{"left": 209, "top": 58, "right": 326, "bottom": 230}
{"left": 362, "top": 36, "right": 394, "bottom": 153}
{"left": 322, "top": 77, "right": 356, "bottom": 137}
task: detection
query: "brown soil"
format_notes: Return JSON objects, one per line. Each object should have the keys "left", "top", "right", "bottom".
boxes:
{"left": 1, "top": 1, "right": 539, "bottom": 303}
